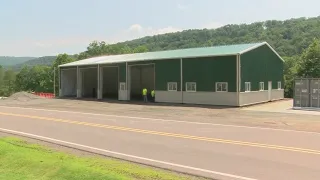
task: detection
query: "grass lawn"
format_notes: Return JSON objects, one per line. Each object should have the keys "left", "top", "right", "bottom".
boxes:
{"left": 0, "top": 137, "right": 203, "bottom": 180}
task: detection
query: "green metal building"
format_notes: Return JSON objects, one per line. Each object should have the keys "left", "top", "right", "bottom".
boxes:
{"left": 59, "top": 42, "right": 284, "bottom": 106}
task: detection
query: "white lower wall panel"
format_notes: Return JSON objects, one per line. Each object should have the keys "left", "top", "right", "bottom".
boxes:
{"left": 271, "top": 89, "right": 284, "bottom": 100}
{"left": 239, "top": 91, "right": 269, "bottom": 106}
{"left": 239, "top": 89, "right": 284, "bottom": 106}
{"left": 155, "top": 91, "right": 237, "bottom": 106}
{"left": 155, "top": 91, "right": 182, "bottom": 103}
{"left": 182, "top": 92, "right": 237, "bottom": 106}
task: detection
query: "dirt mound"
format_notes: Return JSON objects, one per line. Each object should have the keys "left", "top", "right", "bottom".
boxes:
{"left": 5, "top": 92, "right": 44, "bottom": 101}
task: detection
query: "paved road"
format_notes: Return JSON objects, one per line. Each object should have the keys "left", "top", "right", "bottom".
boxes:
{"left": 1, "top": 106, "right": 320, "bottom": 180}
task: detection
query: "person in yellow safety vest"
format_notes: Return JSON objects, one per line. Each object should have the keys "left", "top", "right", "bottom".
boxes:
{"left": 142, "top": 88, "right": 148, "bottom": 102}
{"left": 151, "top": 90, "right": 155, "bottom": 102}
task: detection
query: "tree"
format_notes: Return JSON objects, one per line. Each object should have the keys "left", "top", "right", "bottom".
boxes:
{"left": 133, "top": 45, "right": 149, "bottom": 53}
{"left": 283, "top": 56, "right": 299, "bottom": 97}
{"left": 15, "top": 65, "right": 53, "bottom": 93}
{"left": 0, "top": 65, "right": 4, "bottom": 86}
{"left": 297, "top": 39, "right": 320, "bottom": 77}
{"left": 0, "top": 65, "right": 4, "bottom": 96}
{"left": 1, "top": 69, "right": 16, "bottom": 96}
{"left": 15, "top": 66, "right": 31, "bottom": 91}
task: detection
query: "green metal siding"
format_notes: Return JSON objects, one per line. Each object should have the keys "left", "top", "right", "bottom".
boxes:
{"left": 240, "top": 44, "right": 284, "bottom": 92}
{"left": 119, "top": 63, "right": 126, "bottom": 82}
{"left": 155, "top": 59, "right": 181, "bottom": 91}
{"left": 182, "top": 56, "right": 237, "bottom": 92}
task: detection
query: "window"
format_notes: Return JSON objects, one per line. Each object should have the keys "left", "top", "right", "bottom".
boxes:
{"left": 167, "top": 82, "right": 177, "bottom": 91}
{"left": 119, "top": 82, "right": 126, "bottom": 91}
{"left": 186, "top": 82, "right": 196, "bottom": 92}
{"left": 278, "top": 81, "right": 281, "bottom": 89}
{"left": 259, "top": 82, "right": 264, "bottom": 91}
{"left": 216, "top": 82, "right": 228, "bottom": 92}
{"left": 245, "top": 82, "right": 251, "bottom": 92}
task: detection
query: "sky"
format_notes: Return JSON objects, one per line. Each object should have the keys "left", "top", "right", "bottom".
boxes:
{"left": 1, "top": 0, "right": 319, "bottom": 57}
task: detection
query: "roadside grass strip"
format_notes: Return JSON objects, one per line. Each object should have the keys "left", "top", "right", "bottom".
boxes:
{"left": 0, "top": 137, "right": 204, "bottom": 180}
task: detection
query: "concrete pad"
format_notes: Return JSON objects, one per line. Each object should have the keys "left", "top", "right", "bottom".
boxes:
{"left": 242, "top": 99, "right": 320, "bottom": 116}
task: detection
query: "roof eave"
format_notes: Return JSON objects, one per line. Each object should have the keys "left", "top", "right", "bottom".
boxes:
{"left": 238, "top": 42, "right": 266, "bottom": 54}
{"left": 58, "top": 53, "right": 240, "bottom": 68}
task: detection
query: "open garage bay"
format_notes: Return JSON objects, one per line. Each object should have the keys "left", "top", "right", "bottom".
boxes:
{"left": 102, "top": 66, "right": 119, "bottom": 99}
{"left": 60, "top": 68, "right": 77, "bottom": 97}
{"left": 129, "top": 64, "right": 155, "bottom": 101}
{"left": 81, "top": 67, "right": 98, "bottom": 98}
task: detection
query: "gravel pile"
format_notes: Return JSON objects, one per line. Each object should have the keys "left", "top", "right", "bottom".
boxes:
{"left": 4, "top": 92, "right": 44, "bottom": 102}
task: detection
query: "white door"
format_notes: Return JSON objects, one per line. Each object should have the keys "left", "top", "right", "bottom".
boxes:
{"left": 118, "top": 82, "right": 127, "bottom": 100}
{"left": 268, "top": 81, "right": 272, "bottom": 101}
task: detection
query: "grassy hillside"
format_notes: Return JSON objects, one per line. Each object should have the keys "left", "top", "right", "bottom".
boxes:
{"left": 0, "top": 56, "right": 36, "bottom": 67}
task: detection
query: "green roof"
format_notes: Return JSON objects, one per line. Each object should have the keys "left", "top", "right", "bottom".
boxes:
{"left": 60, "top": 42, "right": 282, "bottom": 67}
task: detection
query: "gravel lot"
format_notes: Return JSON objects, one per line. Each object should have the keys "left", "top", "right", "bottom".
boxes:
{"left": 1, "top": 92, "right": 320, "bottom": 133}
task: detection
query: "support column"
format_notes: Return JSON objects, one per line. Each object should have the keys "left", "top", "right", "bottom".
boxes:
{"left": 126, "top": 62, "right": 130, "bottom": 100}
{"left": 180, "top": 58, "right": 183, "bottom": 104}
{"left": 236, "top": 54, "right": 240, "bottom": 106}
{"left": 58, "top": 67, "right": 62, "bottom": 97}
{"left": 76, "top": 66, "right": 81, "bottom": 98}
{"left": 100, "top": 66, "right": 104, "bottom": 99}
{"left": 97, "top": 65, "right": 102, "bottom": 100}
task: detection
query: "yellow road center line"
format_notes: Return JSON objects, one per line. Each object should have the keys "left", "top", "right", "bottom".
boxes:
{"left": 1, "top": 112, "right": 320, "bottom": 155}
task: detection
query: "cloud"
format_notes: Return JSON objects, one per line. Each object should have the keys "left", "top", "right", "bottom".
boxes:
{"left": 177, "top": 3, "right": 189, "bottom": 10}
{"left": 122, "top": 24, "right": 182, "bottom": 40}
{"left": 2, "top": 22, "right": 225, "bottom": 56}
{"left": 128, "top": 24, "right": 143, "bottom": 32}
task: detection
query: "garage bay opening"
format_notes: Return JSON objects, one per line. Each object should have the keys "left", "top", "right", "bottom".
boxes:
{"left": 81, "top": 67, "right": 98, "bottom": 98}
{"left": 129, "top": 64, "right": 155, "bottom": 101}
{"left": 102, "top": 66, "right": 119, "bottom": 99}
{"left": 60, "top": 68, "right": 77, "bottom": 97}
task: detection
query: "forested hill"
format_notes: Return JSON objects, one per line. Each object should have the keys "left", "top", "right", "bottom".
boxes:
{"left": 115, "top": 16, "right": 320, "bottom": 58}
{"left": 74, "top": 16, "right": 320, "bottom": 61}
{"left": 8, "top": 16, "right": 320, "bottom": 66}
{"left": 12, "top": 56, "right": 57, "bottom": 71}
{"left": 0, "top": 56, "right": 36, "bottom": 67}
